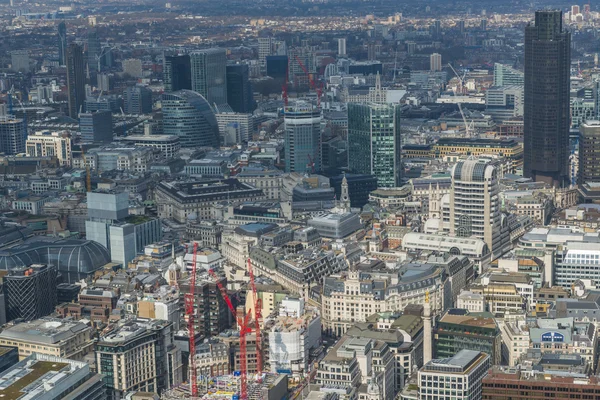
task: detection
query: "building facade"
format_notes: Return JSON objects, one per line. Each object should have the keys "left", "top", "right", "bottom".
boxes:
{"left": 26, "top": 130, "right": 72, "bottom": 166}
{"left": 284, "top": 103, "right": 321, "bottom": 173}
{"left": 190, "top": 48, "right": 228, "bottom": 106}
{"left": 66, "top": 43, "right": 85, "bottom": 119}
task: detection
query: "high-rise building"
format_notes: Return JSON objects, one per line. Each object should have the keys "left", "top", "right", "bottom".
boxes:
{"left": 57, "top": 22, "right": 67, "bottom": 66}
{"left": 3, "top": 264, "right": 58, "bottom": 322}
{"left": 258, "top": 37, "right": 273, "bottom": 67}
{"left": 480, "top": 18, "right": 487, "bottom": 30}
{"left": 10, "top": 50, "right": 30, "bottom": 73}
{"left": 493, "top": 63, "right": 524, "bottom": 86}
{"left": 418, "top": 350, "right": 490, "bottom": 400}
{"left": 347, "top": 102, "right": 402, "bottom": 187}
{"left": 163, "top": 54, "right": 191, "bottom": 92}
{"left": 226, "top": 64, "right": 253, "bottom": 113}
{"left": 430, "top": 53, "right": 442, "bottom": 71}
{"left": 66, "top": 43, "right": 86, "bottom": 119}
{"left": 79, "top": 111, "right": 113, "bottom": 143}
{"left": 458, "top": 20, "right": 465, "bottom": 33}
{"left": 190, "top": 48, "right": 228, "bottom": 106}
{"left": 87, "top": 29, "right": 101, "bottom": 72}
{"left": 124, "top": 85, "right": 153, "bottom": 114}
{"left": 266, "top": 55, "right": 288, "bottom": 80}
{"left": 0, "top": 116, "right": 26, "bottom": 155}
{"left": 578, "top": 120, "right": 600, "bottom": 184}
{"left": 337, "top": 38, "right": 347, "bottom": 56}
{"left": 524, "top": 10, "right": 571, "bottom": 186}
{"left": 161, "top": 90, "right": 220, "bottom": 148}
{"left": 284, "top": 102, "right": 321, "bottom": 173}
{"left": 26, "top": 130, "right": 73, "bottom": 166}
{"left": 96, "top": 319, "right": 182, "bottom": 398}
{"left": 449, "top": 159, "right": 509, "bottom": 258}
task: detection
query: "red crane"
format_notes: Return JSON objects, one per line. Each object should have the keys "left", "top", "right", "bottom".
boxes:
{"left": 247, "top": 258, "right": 263, "bottom": 377}
{"left": 184, "top": 242, "right": 199, "bottom": 397}
{"left": 294, "top": 55, "right": 323, "bottom": 107}
{"left": 282, "top": 56, "right": 290, "bottom": 107}
{"left": 208, "top": 269, "right": 252, "bottom": 400}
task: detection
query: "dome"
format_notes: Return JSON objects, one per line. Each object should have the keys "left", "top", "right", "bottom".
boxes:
{"left": 187, "top": 212, "right": 198, "bottom": 221}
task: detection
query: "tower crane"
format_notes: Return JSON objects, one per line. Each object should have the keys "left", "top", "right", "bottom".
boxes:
{"left": 447, "top": 63, "right": 473, "bottom": 137}
{"left": 294, "top": 55, "right": 323, "bottom": 107}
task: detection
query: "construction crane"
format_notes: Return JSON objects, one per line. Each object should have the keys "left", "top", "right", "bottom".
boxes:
{"left": 247, "top": 258, "right": 263, "bottom": 378}
{"left": 447, "top": 63, "right": 473, "bottom": 137}
{"left": 207, "top": 268, "right": 252, "bottom": 400}
{"left": 185, "top": 242, "right": 200, "bottom": 397}
{"left": 282, "top": 56, "right": 290, "bottom": 107}
{"left": 294, "top": 55, "right": 323, "bottom": 107}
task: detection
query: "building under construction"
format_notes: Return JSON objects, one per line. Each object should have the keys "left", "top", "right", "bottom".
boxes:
{"left": 162, "top": 372, "right": 289, "bottom": 400}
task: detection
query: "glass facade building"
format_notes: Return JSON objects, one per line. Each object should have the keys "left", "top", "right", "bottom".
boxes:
{"left": 347, "top": 102, "right": 402, "bottom": 188}
{"left": 66, "top": 43, "right": 85, "bottom": 119}
{"left": 57, "top": 22, "right": 67, "bottom": 66}
{"left": 190, "top": 48, "right": 228, "bottom": 106}
{"left": 226, "top": 64, "right": 253, "bottom": 113}
{"left": 163, "top": 54, "right": 192, "bottom": 92}
{"left": 284, "top": 103, "right": 321, "bottom": 173}
{"left": 161, "top": 90, "right": 220, "bottom": 148}
{"left": 0, "top": 116, "right": 26, "bottom": 155}
{"left": 524, "top": 10, "right": 571, "bottom": 186}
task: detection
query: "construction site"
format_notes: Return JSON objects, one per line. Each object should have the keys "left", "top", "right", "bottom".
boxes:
{"left": 162, "top": 373, "right": 289, "bottom": 400}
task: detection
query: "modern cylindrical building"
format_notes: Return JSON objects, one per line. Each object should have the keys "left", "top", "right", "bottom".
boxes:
{"left": 284, "top": 102, "right": 321, "bottom": 173}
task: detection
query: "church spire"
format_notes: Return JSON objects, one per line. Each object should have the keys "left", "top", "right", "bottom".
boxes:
{"left": 340, "top": 172, "right": 350, "bottom": 211}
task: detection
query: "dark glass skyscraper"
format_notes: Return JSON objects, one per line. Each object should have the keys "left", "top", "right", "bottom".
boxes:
{"left": 190, "top": 48, "right": 228, "bottom": 106}
{"left": 164, "top": 54, "right": 191, "bottom": 92}
{"left": 524, "top": 10, "right": 571, "bottom": 186}
{"left": 87, "top": 29, "right": 101, "bottom": 72}
{"left": 347, "top": 102, "right": 402, "bottom": 188}
{"left": 226, "top": 64, "right": 253, "bottom": 113}
{"left": 57, "top": 22, "right": 67, "bottom": 66}
{"left": 66, "top": 43, "right": 85, "bottom": 119}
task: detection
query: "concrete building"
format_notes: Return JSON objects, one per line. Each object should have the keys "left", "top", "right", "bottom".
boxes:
{"left": 307, "top": 212, "right": 362, "bottom": 239}
{"left": 493, "top": 63, "right": 524, "bottom": 86}
{"left": 258, "top": 37, "right": 273, "bottom": 67}
{"left": 418, "top": 350, "right": 490, "bottom": 400}
{"left": 124, "top": 85, "right": 153, "bottom": 114}
{"left": 0, "top": 318, "right": 94, "bottom": 361}
{"left": 449, "top": 159, "right": 510, "bottom": 259}
{"left": 316, "top": 336, "right": 396, "bottom": 400}
{"left": 284, "top": 103, "right": 321, "bottom": 173}
{"left": 11, "top": 50, "right": 30, "bottom": 72}
{"left": 96, "top": 319, "right": 183, "bottom": 399}
{"left": 429, "top": 53, "right": 442, "bottom": 72}
{"left": 321, "top": 267, "right": 449, "bottom": 337}
{"left": 26, "top": 130, "right": 72, "bottom": 166}
{"left": 81, "top": 145, "right": 155, "bottom": 173}
{"left": 268, "top": 298, "right": 321, "bottom": 378}
{"left": 12, "top": 196, "right": 51, "bottom": 215}
{"left": 485, "top": 86, "right": 524, "bottom": 122}
{"left": 215, "top": 112, "right": 253, "bottom": 143}
{"left": 456, "top": 291, "right": 486, "bottom": 312}
{"left": 0, "top": 353, "right": 106, "bottom": 400}
{"left": 119, "top": 134, "right": 180, "bottom": 159}
{"left": 236, "top": 167, "right": 283, "bottom": 200}
{"left": 497, "top": 318, "right": 529, "bottom": 366}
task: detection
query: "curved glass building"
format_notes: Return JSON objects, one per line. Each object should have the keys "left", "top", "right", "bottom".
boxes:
{"left": 162, "top": 90, "right": 220, "bottom": 148}
{"left": 0, "top": 239, "right": 111, "bottom": 283}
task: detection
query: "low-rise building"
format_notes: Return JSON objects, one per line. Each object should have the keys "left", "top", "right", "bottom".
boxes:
{"left": 456, "top": 291, "right": 486, "bottom": 312}
{"left": 26, "top": 130, "right": 72, "bottom": 166}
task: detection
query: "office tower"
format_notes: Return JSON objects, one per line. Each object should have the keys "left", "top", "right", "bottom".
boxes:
{"left": 124, "top": 85, "right": 153, "bottom": 114}
{"left": 66, "top": 43, "right": 85, "bottom": 119}
{"left": 458, "top": 19, "right": 465, "bottom": 33}
{"left": 79, "top": 111, "right": 113, "bottom": 143}
{"left": 190, "top": 48, "right": 228, "bottom": 106}
{"left": 449, "top": 159, "right": 509, "bottom": 258}
{"left": 101, "top": 46, "right": 113, "bottom": 68}
{"left": 57, "top": 22, "right": 67, "bottom": 65}
{"left": 337, "top": 38, "right": 347, "bottom": 56}
{"left": 258, "top": 36, "right": 273, "bottom": 67}
{"left": 578, "top": 121, "right": 600, "bottom": 184}
{"left": 87, "top": 29, "right": 101, "bottom": 71}
{"left": 481, "top": 19, "right": 487, "bottom": 30}
{"left": 96, "top": 319, "right": 182, "bottom": 398}
{"left": 163, "top": 54, "right": 191, "bottom": 92}
{"left": 10, "top": 50, "right": 30, "bottom": 73}
{"left": 493, "top": 63, "right": 524, "bottom": 86}
{"left": 86, "top": 190, "right": 162, "bottom": 265}
{"left": 4, "top": 264, "right": 57, "bottom": 322}
{"left": 434, "top": 19, "right": 441, "bottom": 36}
{"left": 0, "top": 116, "right": 26, "bottom": 155}
{"left": 97, "top": 73, "right": 111, "bottom": 92}
{"left": 226, "top": 64, "right": 253, "bottom": 113}
{"left": 284, "top": 102, "right": 321, "bottom": 173}
{"left": 524, "top": 11, "right": 571, "bottom": 186}
{"left": 347, "top": 101, "right": 402, "bottom": 188}
{"left": 571, "top": 5, "right": 580, "bottom": 16}
{"left": 122, "top": 58, "right": 143, "bottom": 78}
{"left": 485, "top": 86, "right": 524, "bottom": 122}
{"left": 26, "top": 130, "right": 73, "bottom": 166}
{"left": 266, "top": 55, "right": 288, "bottom": 79}
{"left": 162, "top": 90, "right": 220, "bottom": 148}
{"left": 418, "top": 350, "right": 490, "bottom": 400}
{"left": 430, "top": 53, "right": 442, "bottom": 71}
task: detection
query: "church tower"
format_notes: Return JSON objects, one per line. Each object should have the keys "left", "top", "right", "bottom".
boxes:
{"left": 340, "top": 173, "right": 351, "bottom": 211}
